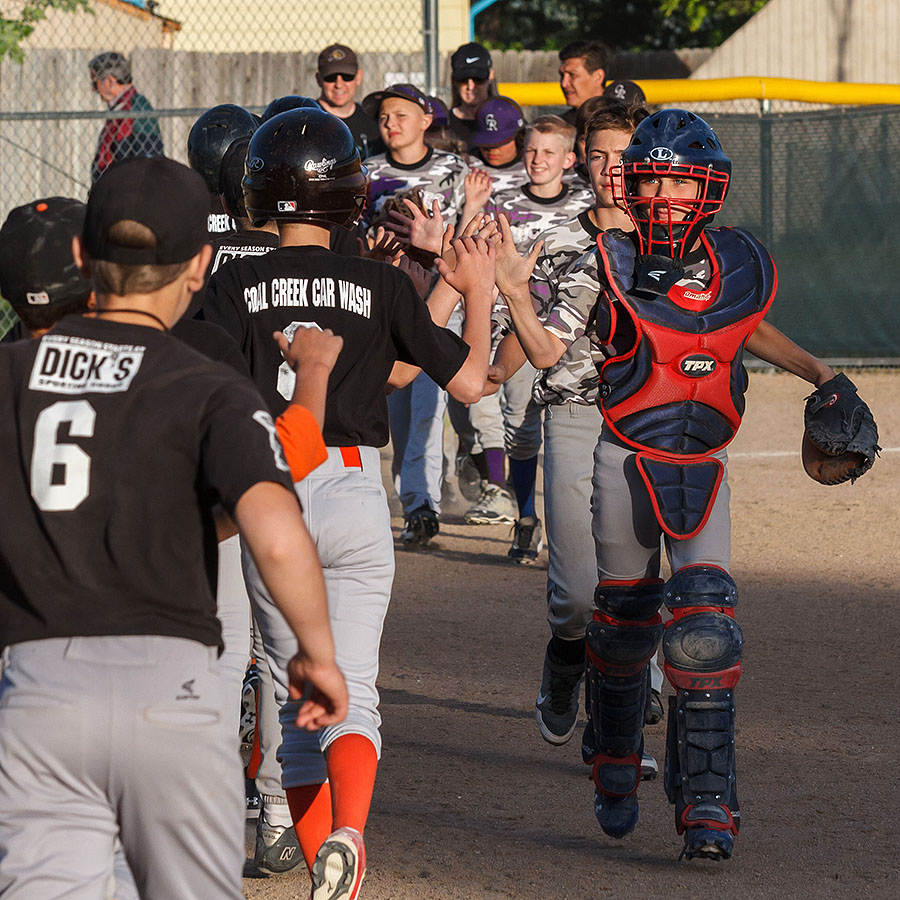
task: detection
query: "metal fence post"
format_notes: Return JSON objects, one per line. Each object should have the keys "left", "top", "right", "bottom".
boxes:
{"left": 423, "top": 0, "right": 439, "bottom": 96}
{"left": 759, "top": 99, "right": 774, "bottom": 248}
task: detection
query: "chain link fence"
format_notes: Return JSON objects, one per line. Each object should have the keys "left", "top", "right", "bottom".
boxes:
{"left": 0, "top": 0, "right": 434, "bottom": 334}
{"left": 2, "top": 6, "right": 898, "bottom": 358}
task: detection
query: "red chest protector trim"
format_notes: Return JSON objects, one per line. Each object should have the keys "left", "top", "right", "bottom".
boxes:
{"left": 595, "top": 227, "right": 777, "bottom": 539}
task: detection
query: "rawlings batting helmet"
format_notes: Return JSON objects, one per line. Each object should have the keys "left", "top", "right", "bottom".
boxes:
{"left": 611, "top": 108, "right": 731, "bottom": 259}
{"left": 261, "top": 95, "right": 320, "bottom": 123}
{"left": 242, "top": 108, "right": 368, "bottom": 229}
{"left": 187, "top": 104, "right": 259, "bottom": 194}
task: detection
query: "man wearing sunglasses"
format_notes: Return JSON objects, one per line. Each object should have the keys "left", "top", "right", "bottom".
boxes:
{"left": 316, "top": 44, "right": 385, "bottom": 159}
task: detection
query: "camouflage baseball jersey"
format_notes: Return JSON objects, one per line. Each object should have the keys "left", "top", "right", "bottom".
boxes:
{"left": 469, "top": 156, "right": 528, "bottom": 194}
{"left": 486, "top": 183, "right": 594, "bottom": 253}
{"left": 364, "top": 147, "right": 468, "bottom": 230}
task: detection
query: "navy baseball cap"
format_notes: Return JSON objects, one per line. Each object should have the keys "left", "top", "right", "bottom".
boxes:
{"left": 362, "top": 83, "right": 432, "bottom": 119}
{"left": 603, "top": 80, "right": 647, "bottom": 107}
{"left": 451, "top": 42, "right": 492, "bottom": 81}
{"left": 472, "top": 97, "right": 525, "bottom": 148}
{"left": 85, "top": 157, "right": 210, "bottom": 265}
{"left": 0, "top": 197, "right": 91, "bottom": 312}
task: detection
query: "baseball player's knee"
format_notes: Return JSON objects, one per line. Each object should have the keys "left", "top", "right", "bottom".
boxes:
{"left": 586, "top": 579, "right": 665, "bottom": 674}
{"left": 321, "top": 722, "right": 382, "bottom": 760}
{"left": 662, "top": 565, "right": 742, "bottom": 690}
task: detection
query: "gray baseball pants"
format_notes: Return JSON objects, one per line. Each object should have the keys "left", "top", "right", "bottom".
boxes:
{"left": 545, "top": 405, "right": 663, "bottom": 691}
{"left": 591, "top": 427, "right": 731, "bottom": 579}
{"left": 243, "top": 447, "right": 394, "bottom": 788}
{"left": 0, "top": 635, "right": 244, "bottom": 900}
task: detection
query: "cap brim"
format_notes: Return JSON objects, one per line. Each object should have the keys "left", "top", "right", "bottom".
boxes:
{"left": 472, "top": 130, "right": 519, "bottom": 148}
{"left": 453, "top": 67, "right": 491, "bottom": 82}
{"left": 362, "top": 89, "right": 429, "bottom": 119}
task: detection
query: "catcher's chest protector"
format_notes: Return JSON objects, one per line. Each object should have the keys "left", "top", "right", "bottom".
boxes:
{"left": 596, "top": 227, "right": 777, "bottom": 539}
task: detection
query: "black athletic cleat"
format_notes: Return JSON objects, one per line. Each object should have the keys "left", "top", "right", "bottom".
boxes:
{"left": 254, "top": 820, "right": 302, "bottom": 875}
{"left": 400, "top": 505, "right": 439, "bottom": 547}
{"left": 535, "top": 645, "right": 584, "bottom": 745}
{"left": 508, "top": 516, "right": 543, "bottom": 565}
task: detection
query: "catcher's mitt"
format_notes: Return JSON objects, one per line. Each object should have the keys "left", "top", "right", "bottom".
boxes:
{"left": 802, "top": 373, "right": 880, "bottom": 485}
{"left": 370, "top": 187, "right": 427, "bottom": 229}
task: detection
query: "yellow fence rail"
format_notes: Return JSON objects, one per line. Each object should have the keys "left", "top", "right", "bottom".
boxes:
{"left": 498, "top": 77, "right": 900, "bottom": 107}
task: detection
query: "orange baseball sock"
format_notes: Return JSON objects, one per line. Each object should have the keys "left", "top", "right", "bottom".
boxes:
{"left": 326, "top": 733, "right": 378, "bottom": 833}
{"left": 286, "top": 781, "right": 333, "bottom": 870}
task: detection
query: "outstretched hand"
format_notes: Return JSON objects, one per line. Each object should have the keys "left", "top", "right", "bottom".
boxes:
{"left": 435, "top": 235, "right": 496, "bottom": 297}
{"left": 494, "top": 213, "right": 542, "bottom": 297}
{"left": 357, "top": 226, "right": 405, "bottom": 262}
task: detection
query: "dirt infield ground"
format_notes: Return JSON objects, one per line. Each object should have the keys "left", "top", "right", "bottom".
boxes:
{"left": 244, "top": 371, "right": 899, "bottom": 900}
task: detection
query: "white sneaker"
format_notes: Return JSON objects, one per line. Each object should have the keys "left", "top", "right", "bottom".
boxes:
{"left": 464, "top": 483, "right": 516, "bottom": 524}
{"left": 310, "top": 826, "right": 366, "bottom": 900}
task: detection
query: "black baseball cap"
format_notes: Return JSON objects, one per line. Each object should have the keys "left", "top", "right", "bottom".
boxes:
{"left": 362, "top": 83, "right": 432, "bottom": 119}
{"left": 0, "top": 197, "right": 91, "bottom": 312}
{"left": 84, "top": 157, "right": 210, "bottom": 265}
{"left": 317, "top": 44, "right": 359, "bottom": 78}
{"left": 603, "top": 80, "right": 647, "bottom": 107}
{"left": 451, "top": 42, "right": 492, "bottom": 81}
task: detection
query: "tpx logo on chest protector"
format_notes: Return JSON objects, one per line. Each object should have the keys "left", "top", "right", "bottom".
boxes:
{"left": 679, "top": 353, "right": 717, "bottom": 377}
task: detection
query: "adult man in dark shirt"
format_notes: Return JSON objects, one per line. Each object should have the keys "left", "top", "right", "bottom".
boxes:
{"left": 558, "top": 40, "right": 610, "bottom": 126}
{"left": 0, "top": 157, "right": 346, "bottom": 899}
{"left": 316, "top": 43, "right": 384, "bottom": 159}
{"left": 204, "top": 107, "right": 493, "bottom": 900}
{"left": 89, "top": 52, "right": 163, "bottom": 184}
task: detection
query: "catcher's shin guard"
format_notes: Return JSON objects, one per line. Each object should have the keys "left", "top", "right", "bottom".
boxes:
{"left": 662, "top": 565, "right": 742, "bottom": 860}
{"left": 585, "top": 579, "right": 664, "bottom": 838}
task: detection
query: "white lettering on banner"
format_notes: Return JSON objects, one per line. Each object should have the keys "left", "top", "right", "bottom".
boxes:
{"left": 28, "top": 335, "right": 144, "bottom": 394}
{"left": 338, "top": 280, "right": 371, "bottom": 318}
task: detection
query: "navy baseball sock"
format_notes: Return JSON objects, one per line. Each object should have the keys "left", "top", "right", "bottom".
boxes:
{"left": 509, "top": 455, "right": 538, "bottom": 517}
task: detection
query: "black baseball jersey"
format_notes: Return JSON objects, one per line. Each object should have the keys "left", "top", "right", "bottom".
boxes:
{"left": 202, "top": 245, "right": 469, "bottom": 447}
{"left": 0, "top": 315, "right": 294, "bottom": 651}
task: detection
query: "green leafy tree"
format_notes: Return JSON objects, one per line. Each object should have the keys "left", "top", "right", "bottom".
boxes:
{"left": 478, "top": 0, "right": 771, "bottom": 52}
{"left": 1, "top": 0, "right": 91, "bottom": 63}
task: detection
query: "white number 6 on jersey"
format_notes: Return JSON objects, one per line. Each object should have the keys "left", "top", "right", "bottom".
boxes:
{"left": 30, "top": 400, "right": 96, "bottom": 512}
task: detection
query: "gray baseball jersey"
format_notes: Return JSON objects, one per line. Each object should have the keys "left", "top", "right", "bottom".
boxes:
{"left": 364, "top": 147, "right": 468, "bottom": 228}
{"left": 469, "top": 156, "right": 527, "bottom": 194}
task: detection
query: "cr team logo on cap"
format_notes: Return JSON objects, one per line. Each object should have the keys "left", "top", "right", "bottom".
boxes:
{"left": 485, "top": 114, "right": 498, "bottom": 132}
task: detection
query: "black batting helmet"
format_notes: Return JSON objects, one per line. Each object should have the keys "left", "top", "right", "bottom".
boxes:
{"left": 242, "top": 108, "right": 368, "bottom": 229}
{"left": 261, "top": 95, "right": 320, "bottom": 123}
{"left": 611, "top": 108, "right": 731, "bottom": 259}
{"left": 219, "top": 136, "right": 251, "bottom": 220}
{"left": 187, "top": 104, "right": 259, "bottom": 194}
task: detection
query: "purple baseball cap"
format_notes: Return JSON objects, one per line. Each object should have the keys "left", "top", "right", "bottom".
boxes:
{"left": 427, "top": 96, "right": 449, "bottom": 129}
{"left": 362, "top": 83, "right": 432, "bottom": 119}
{"left": 471, "top": 96, "right": 525, "bottom": 148}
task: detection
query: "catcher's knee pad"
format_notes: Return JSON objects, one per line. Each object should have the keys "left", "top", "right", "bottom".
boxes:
{"left": 662, "top": 565, "right": 742, "bottom": 839}
{"left": 585, "top": 580, "right": 664, "bottom": 796}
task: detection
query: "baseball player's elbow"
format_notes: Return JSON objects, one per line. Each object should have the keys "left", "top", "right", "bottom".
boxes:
{"left": 446, "top": 368, "right": 486, "bottom": 405}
